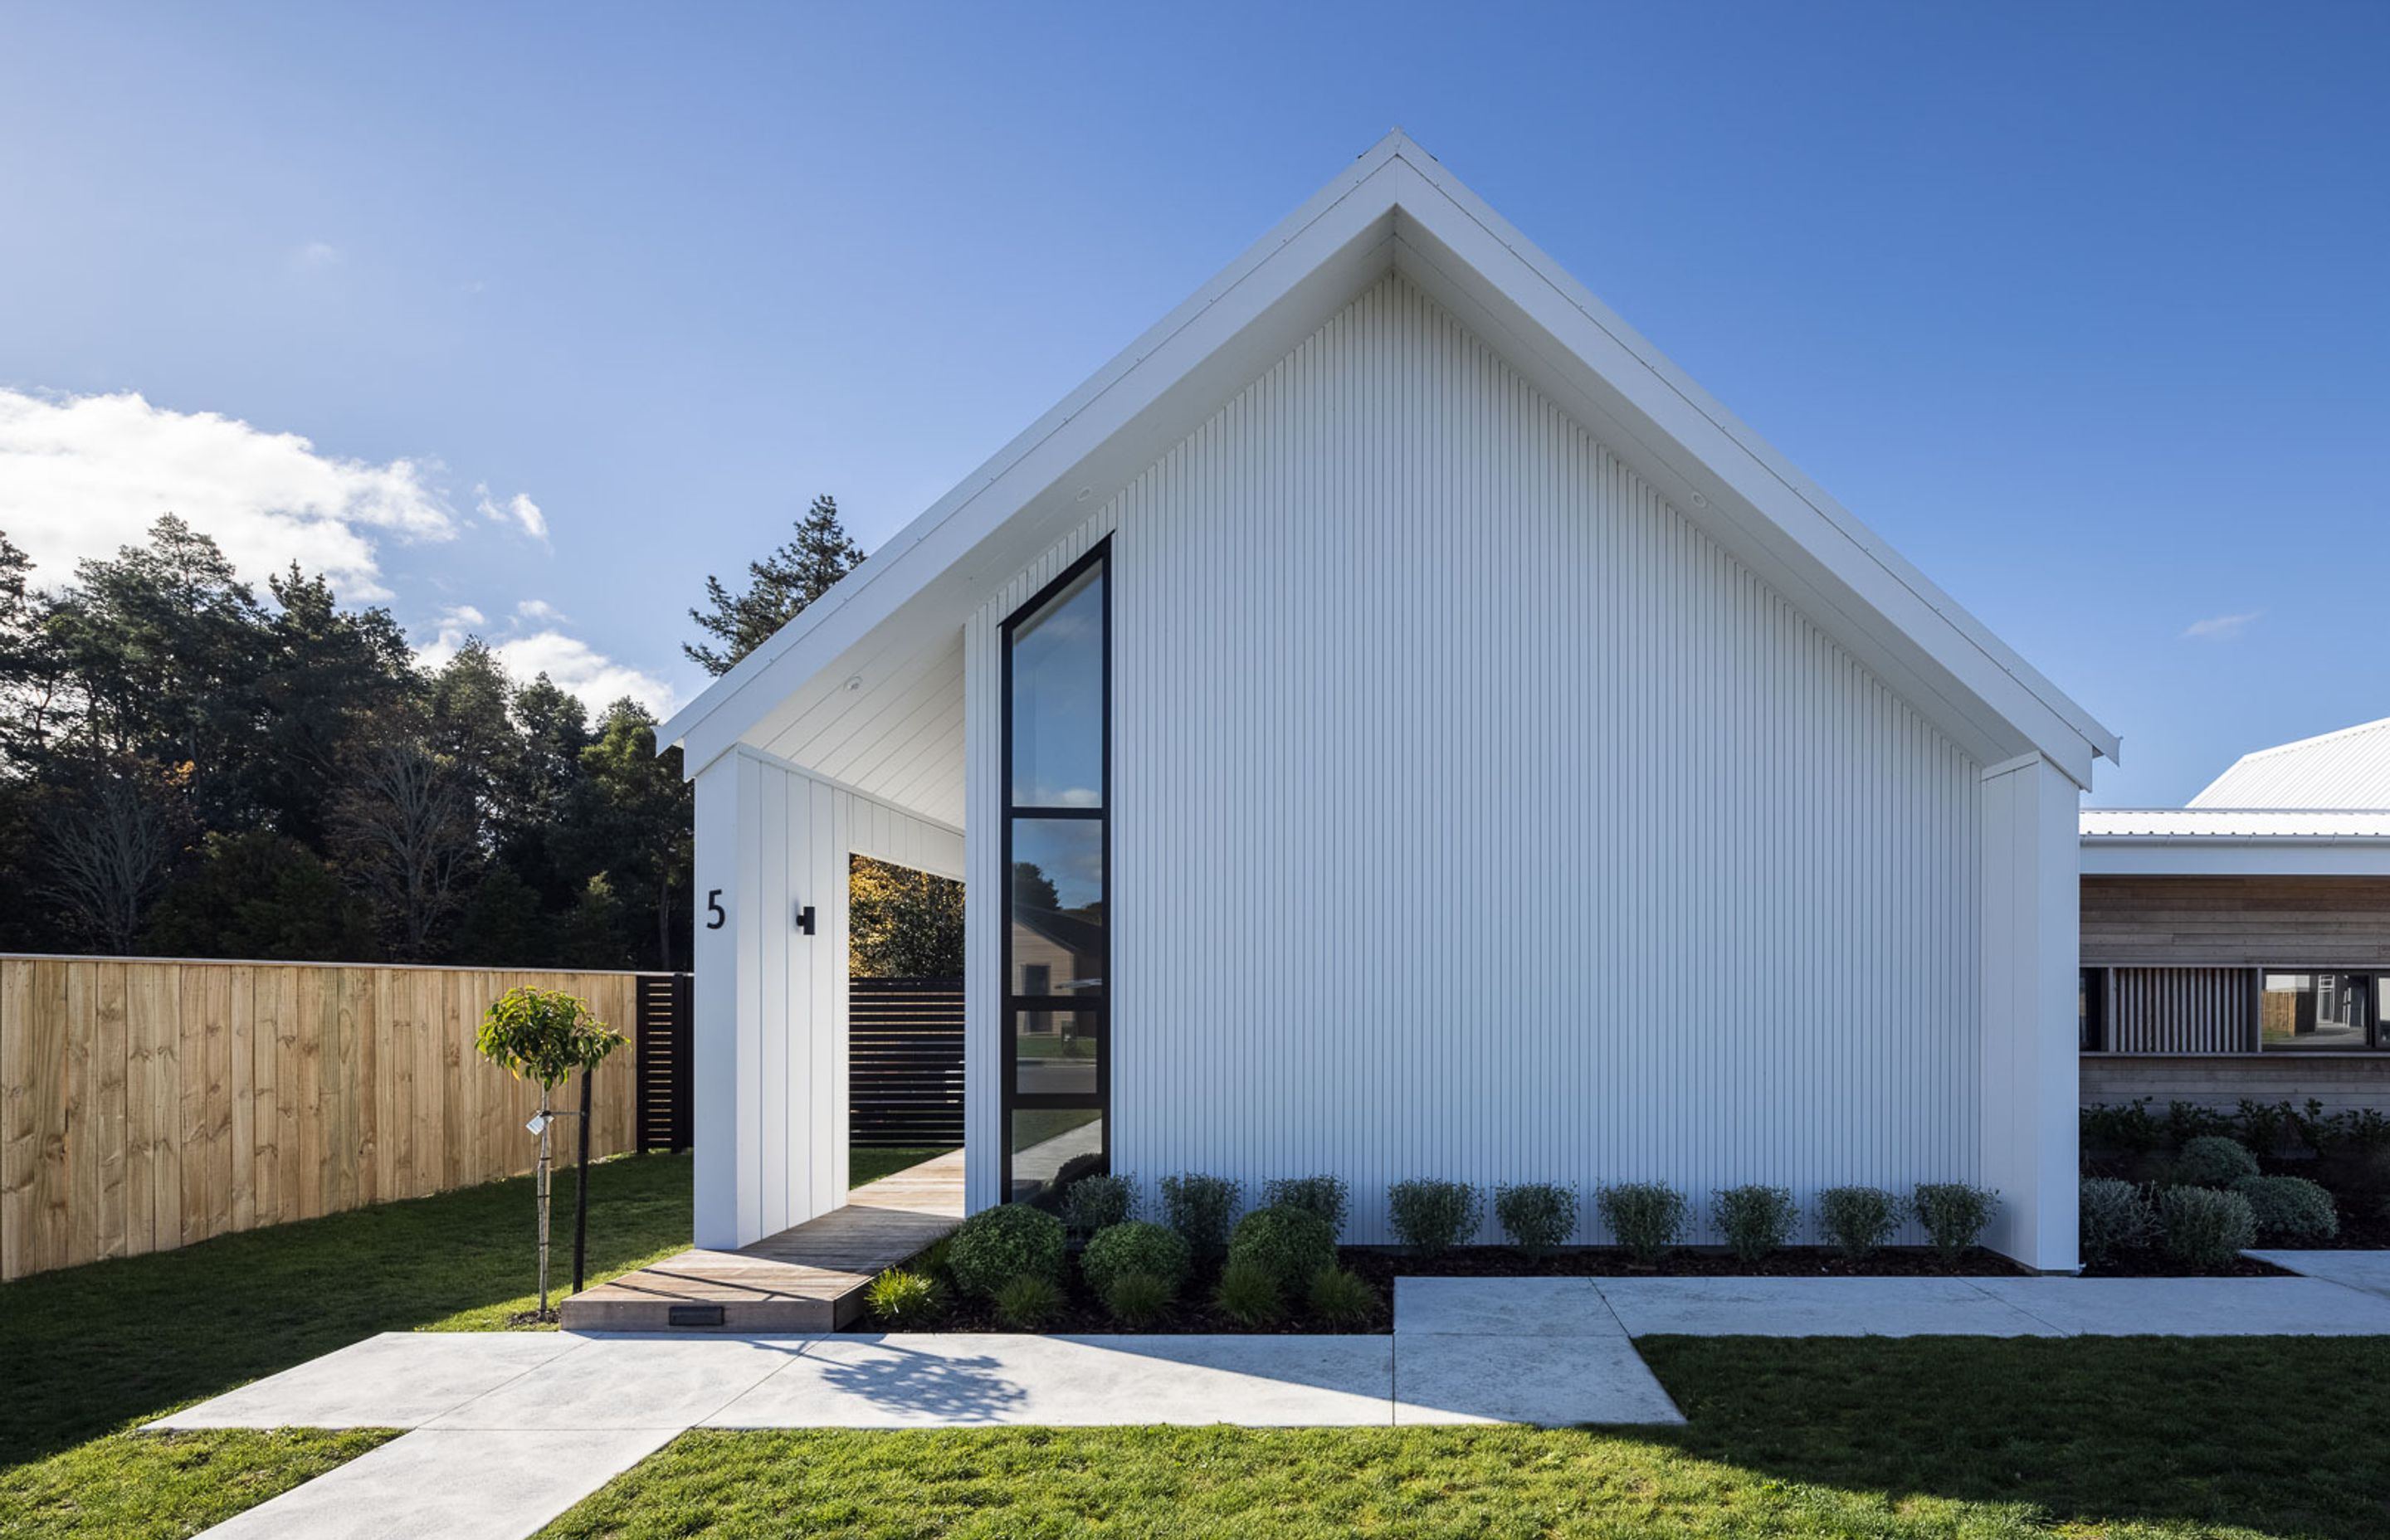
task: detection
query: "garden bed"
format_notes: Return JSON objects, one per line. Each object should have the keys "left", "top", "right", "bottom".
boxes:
{"left": 851, "top": 1242, "right": 2299, "bottom": 1336}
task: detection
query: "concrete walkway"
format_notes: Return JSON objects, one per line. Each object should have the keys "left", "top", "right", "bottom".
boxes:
{"left": 163, "top": 1265, "right": 2390, "bottom": 1539}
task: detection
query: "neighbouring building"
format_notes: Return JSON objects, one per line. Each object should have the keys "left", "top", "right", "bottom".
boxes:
{"left": 661, "top": 134, "right": 2119, "bottom": 1271}
{"left": 2083, "top": 716, "right": 2390, "bottom": 1117}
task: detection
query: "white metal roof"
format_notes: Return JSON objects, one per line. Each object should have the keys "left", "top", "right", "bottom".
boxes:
{"left": 2188, "top": 715, "right": 2390, "bottom": 810}
{"left": 661, "top": 130, "right": 2121, "bottom": 800}
{"left": 2082, "top": 808, "right": 2390, "bottom": 838}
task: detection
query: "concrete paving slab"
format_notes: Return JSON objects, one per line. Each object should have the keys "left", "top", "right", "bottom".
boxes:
{"left": 1593, "top": 1277, "right": 2063, "bottom": 1337}
{"left": 2248, "top": 1250, "right": 2390, "bottom": 1301}
{"left": 193, "top": 1426, "right": 675, "bottom": 1540}
{"left": 1393, "top": 1276, "right": 1618, "bottom": 1335}
{"left": 1978, "top": 1276, "right": 2390, "bottom": 1336}
{"left": 148, "top": 1332, "right": 586, "bottom": 1430}
{"left": 707, "top": 1333, "right": 1394, "bottom": 1428}
{"left": 428, "top": 1332, "right": 811, "bottom": 1430}
{"left": 1393, "top": 1332, "right": 1683, "bottom": 1426}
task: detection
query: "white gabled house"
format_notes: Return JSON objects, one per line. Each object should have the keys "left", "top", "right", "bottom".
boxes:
{"left": 661, "top": 132, "right": 2119, "bottom": 1270}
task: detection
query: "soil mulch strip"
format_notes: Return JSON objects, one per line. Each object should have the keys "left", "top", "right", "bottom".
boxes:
{"left": 1339, "top": 1245, "right": 2026, "bottom": 1284}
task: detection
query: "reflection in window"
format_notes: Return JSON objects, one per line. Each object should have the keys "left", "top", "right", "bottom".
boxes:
{"left": 1009, "top": 1109, "right": 1103, "bottom": 1202}
{"left": 1013, "top": 1010, "right": 1101, "bottom": 1099}
{"left": 1009, "top": 823, "right": 1105, "bottom": 997}
{"left": 2261, "top": 972, "right": 2379, "bottom": 1050}
{"left": 1009, "top": 564, "right": 1105, "bottom": 809}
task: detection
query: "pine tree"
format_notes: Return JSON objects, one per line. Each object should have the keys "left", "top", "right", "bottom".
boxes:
{"left": 684, "top": 495, "right": 865, "bottom": 675}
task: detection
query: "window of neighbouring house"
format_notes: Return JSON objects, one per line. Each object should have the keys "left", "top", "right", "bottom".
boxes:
{"left": 2261, "top": 971, "right": 2387, "bottom": 1050}
{"left": 1000, "top": 544, "right": 1109, "bottom": 1201}
{"left": 2080, "top": 968, "right": 2107, "bottom": 1052}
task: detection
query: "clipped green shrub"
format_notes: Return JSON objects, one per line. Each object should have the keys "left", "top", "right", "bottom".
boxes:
{"left": 2079, "top": 1177, "right": 2155, "bottom": 1265}
{"left": 2173, "top": 1135, "right": 2261, "bottom": 1189}
{"left": 1212, "top": 1257, "right": 1285, "bottom": 1328}
{"left": 2161, "top": 1185, "right": 2258, "bottom": 1268}
{"left": 993, "top": 1273, "right": 1065, "bottom": 1329}
{"left": 2234, "top": 1174, "right": 2339, "bottom": 1243}
{"left": 1597, "top": 1182, "right": 1689, "bottom": 1264}
{"left": 1102, "top": 1270, "right": 1173, "bottom": 1328}
{"left": 946, "top": 1203, "right": 1066, "bottom": 1299}
{"left": 1061, "top": 1173, "right": 1138, "bottom": 1235}
{"left": 1712, "top": 1186, "right": 1798, "bottom": 1264}
{"left": 1816, "top": 1186, "right": 1903, "bottom": 1260}
{"left": 1305, "top": 1266, "right": 1378, "bottom": 1329}
{"left": 1910, "top": 1182, "right": 2000, "bottom": 1260}
{"left": 1160, "top": 1173, "right": 1241, "bottom": 1269}
{"left": 1227, "top": 1205, "right": 1337, "bottom": 1294}
{"left": 863, "top": 1268, "right": 945, "bottom": 1328}
{"left": 1493, "top": 1182, "right": 1579, "bottom": 1259}
{"left": 1388, "top": 1178, "right": 1483, "bottom": 1255}
{"left": 1261, "top": 1175, "right": 1352, "bottom": 1240}
{"left": 1080, "top": 1220, "right": 1191, "bottom": 1298}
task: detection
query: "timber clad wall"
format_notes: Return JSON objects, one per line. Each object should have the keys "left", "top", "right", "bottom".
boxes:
{"left": 2082, "top": 876, "right": 2390, "bottom": 967}
{"left": 0, "top": 957, "right": 641, "bottom": 1282}
{"left": 2082, "top": 1055, "right": 2390, "bottom": 1115}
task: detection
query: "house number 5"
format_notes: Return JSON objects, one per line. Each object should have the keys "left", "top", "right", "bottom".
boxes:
{"left": 705, "top": 889, "right": 725, "bottom": 929}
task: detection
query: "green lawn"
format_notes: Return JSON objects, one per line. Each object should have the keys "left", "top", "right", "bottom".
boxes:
{"left": 12, "top": 1149, "right": 2390, "bottom": 1540}
{"left": 1, "top": 1151, "right": 696, "bottom": 1538}
{"left": 537, "top": 1336, "right": 2390, "bottom": 1538}
{"left": 1, "top": 1145, "right": 973, "bottom": 1539}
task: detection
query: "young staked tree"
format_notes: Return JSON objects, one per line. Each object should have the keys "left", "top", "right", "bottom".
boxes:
{"left": 475, "top": 987, "right": 624, "bottom": 1318}
{"left": 684, "top": 494, "right": 864, "bottom": 675}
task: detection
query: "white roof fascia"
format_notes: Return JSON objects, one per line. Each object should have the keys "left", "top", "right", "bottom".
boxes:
{"left": 2080, "top": 836, "right": 2390, "bottom": 878}
{"left": 664, "top": 131, "right": 2119, "bottom": 788}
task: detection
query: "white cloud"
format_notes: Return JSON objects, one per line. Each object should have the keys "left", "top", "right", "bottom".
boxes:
{"left": 490, "top": 630, "right": 673, "bottom": 716}
{"left": 2182, "top": 610, "right": 2261, "bottom": 641}
{"left": 413, "top": 606, "right": 672, "bottom": 718}
{"left": 0, "top": 387, "right": 454, "bottom": 600}
{"left": 290, "top": 240, "right": 342, "bottom": 272}
{"left": 515, "top": 598, "right": 562, "bottom": 622}
{"left": 476, "top": 484, "right": 548, "bottom": 541}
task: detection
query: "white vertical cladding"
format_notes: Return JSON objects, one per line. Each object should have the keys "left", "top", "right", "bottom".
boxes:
{"left": 1978, "top": 753, "right": 2082, "bottom": 1270}
{"left": 695, "top": 743, "right": 963, "bottom": 1246}
{"left": 963, "top": 273, "right": 1992, "bottom": 1247}
{"left": 690, "top": 753, "right": 746, "bottom": 1250}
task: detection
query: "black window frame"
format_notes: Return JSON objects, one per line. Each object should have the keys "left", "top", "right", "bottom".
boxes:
{"left": 997, "top": 539, "right": 1111, "bottom": 1199}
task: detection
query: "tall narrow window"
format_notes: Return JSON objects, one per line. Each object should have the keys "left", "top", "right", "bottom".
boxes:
{"left": 1001, "top": 547, "right": 1108, "bottom": 1201}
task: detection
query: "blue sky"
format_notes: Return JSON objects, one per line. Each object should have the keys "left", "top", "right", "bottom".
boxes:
{"left": 2, "top": 2, "right": 2383, "bottom": 805}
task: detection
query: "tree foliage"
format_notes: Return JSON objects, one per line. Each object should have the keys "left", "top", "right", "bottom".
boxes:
{"left": 0, "top": 495, "right": 955, "bottom": 972}
{"left": 475, "top": 985, "right": 623, "bottom": 1091}
{"left": 685, "top": 493, "right": 863, "bottom": 675}
{"left": 0, "top": 514, "right": 692, "bottom": 967}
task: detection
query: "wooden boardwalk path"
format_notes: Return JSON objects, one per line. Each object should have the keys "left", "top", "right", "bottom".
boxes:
{"left": 558, "top": 1149, "right": 964, "bottom": 1332}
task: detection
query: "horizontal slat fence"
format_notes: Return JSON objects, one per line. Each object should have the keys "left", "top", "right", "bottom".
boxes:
{"left": 0, "top": 956, "right": 646, "bottom": 1282}
{"left": 850, "top": 977, "right": 963, "bottom": 1148}
{"left": 635, "top": 973, "right": 693, "bottom": 1153}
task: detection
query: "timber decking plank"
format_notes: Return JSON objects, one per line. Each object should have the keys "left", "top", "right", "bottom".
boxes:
{"left": 558, "top": 1149, "right": 965, "bottom": 1332}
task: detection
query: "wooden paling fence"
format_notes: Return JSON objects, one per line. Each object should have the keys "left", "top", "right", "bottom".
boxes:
{"left": 0, "top": 956, "right": 650, "bottom": 1283}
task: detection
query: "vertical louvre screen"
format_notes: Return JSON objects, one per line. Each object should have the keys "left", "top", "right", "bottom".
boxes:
{"left": 850, "top": 977, "right": 965, "bottom": 1147}
{"left": 2109, "top": 967, "right": 2255, "bottom": 1054}
{"left": 634, "top": 973, "right": 693, "bottom": 1152}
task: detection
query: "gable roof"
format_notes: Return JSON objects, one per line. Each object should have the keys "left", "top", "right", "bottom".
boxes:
{"left": 2188, "top": 715, "right": 2390, "bottom": 809}
{"left": 662, "top": 131, "right": 2119, "bottom": 792}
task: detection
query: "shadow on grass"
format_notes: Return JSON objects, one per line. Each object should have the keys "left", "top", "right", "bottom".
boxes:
{"left": 0, "top": 1152, "right": 692, "bottom": 1470}
{"left": 1631, "top": 1333, "right": 2390, "bottom": 1540}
